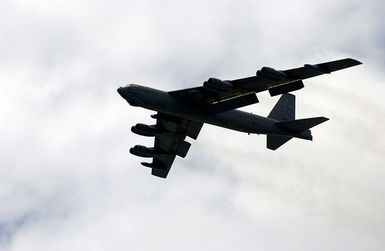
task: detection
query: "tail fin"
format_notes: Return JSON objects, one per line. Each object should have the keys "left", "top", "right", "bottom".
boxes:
{"left": 266, "top": 94, "right": 329, "bottom": 150}
{"left": 268, "top": 93, "right": 295, "bottom": 121}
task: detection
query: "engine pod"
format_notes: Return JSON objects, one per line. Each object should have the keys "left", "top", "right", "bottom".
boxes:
{"left": 203, "top": 78, "right": 234, "bottom": 91}
{"left": 131, "top": 123, "right": 161, "bottom": 137}
{"left": 257, "top": 67, "right": 287, "bottom": 80}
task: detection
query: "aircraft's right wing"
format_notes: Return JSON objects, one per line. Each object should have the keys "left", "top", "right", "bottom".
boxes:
{"left": 169, "top": 58, "right": 362, "bottom": 106}
{"left": 232, "top": 58, "right": 362, "bottom": 94}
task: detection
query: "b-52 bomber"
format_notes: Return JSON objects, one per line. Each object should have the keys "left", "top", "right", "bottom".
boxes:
{"left": 118, "top": 58, "right": 361, "bottom": 178}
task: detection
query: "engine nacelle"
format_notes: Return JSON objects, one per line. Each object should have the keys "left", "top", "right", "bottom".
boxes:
{"left": 257, "top": 67, "right": 287, "bottom": 80}
{"left": 131, "top": 123, "right": 161, "bottom": 137}
{"left": 203, "top": 78, "right": 234, "bottom": 91}
{"left": 130, "top": 145, "right": 159, "bottom": 157}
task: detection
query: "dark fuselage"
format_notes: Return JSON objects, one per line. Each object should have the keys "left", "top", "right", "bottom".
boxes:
{"left": 117, "top": 84, "right": 309, "bottom": 139}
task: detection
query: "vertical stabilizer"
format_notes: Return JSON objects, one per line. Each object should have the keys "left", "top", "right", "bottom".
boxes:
{"left": 268, "top": 93, "right": 295, "bottom": 121}
{"left": 266, "top": 94, "right": 329, "bottom": 150}
{"left": 267, "top": 93, "right": 295, "bottom": 150}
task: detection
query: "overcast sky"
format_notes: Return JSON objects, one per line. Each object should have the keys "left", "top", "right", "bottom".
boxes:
{"left": 1, "top": 0, "right": 385, "bottom": 250}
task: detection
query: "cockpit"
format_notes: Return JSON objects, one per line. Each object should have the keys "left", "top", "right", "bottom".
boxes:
{"left": 117, "top": 84, "right": 151, "bottom": 107}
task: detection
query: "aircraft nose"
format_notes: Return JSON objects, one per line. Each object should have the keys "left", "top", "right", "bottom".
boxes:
{"left": 117, "top": 87, "right": 127, "bottom": 99}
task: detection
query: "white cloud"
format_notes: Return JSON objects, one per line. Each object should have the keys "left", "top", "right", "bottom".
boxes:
{"left": 0, "top": 0, "right": 384, "bottom": 250}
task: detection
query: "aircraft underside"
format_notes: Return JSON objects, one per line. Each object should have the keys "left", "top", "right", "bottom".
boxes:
{"left": 117, "top": 58, "right": 361, "bottom": 178}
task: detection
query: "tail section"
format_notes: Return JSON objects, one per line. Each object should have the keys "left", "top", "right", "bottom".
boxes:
{"left": 268, "top": 93, "right": 295, "bottom": 121}
{"left": 266, "top": 94, "right": 329, "bottom": 150}
{"left": 267, "top": 135, "right": 293, "bottom": 150}
{"left": 275, "top": 117, "right": 329, "bottom": 133}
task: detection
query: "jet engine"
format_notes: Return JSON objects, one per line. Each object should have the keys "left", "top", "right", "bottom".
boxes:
{"left": 130, "top": 145, "right": 159, "bottom": 157}
{"left": 131, "top": 123, "right": 160, "bottom": 137}
{"left": 203, "top": 78, "right": 234, "bottom": 91}
{"left": 257, "top": 67, "right": 287, "bottom": 80}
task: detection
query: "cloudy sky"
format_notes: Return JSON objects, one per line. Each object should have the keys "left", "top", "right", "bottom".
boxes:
{"left": 1, "top": 0, "right": 384, "bottom": 250}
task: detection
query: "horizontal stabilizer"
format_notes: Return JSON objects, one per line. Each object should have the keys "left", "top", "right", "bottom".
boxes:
{"left": 276, "top": 117, "right": 329, "bottom": 132}
{"left": 267, "top": 135, "right": 293, "bottom": 150}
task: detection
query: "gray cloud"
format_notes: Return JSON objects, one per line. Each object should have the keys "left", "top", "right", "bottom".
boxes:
{"left": 0, "top": 0, "right": 384, "bottom": 250}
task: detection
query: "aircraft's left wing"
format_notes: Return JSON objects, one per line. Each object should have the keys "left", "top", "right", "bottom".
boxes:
{"left": 132, "top": 113, "right": 203, "bottom": 178}
{"left": 169, "top": 58, "right": 361, "bottom": 107}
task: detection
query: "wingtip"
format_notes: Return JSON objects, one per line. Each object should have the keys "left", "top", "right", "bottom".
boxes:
{"left": 320, "top": 117, "right": 330, "bottom": 123}
{"left": 151, "top": 169, "right": 168, "bottom": 178}
{"left": 346, "top": 58, "right": 363, "bottom": 65}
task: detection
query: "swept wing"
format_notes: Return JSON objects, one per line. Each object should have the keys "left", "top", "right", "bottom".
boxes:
{"left": 133, "top": 113, "right": 203, "bottom": 178}
{"left": 169, "top": 58, "right": 361, "bottom": 106}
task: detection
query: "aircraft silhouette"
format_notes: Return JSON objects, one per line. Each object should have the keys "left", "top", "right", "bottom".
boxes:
{"left": 118, "top": 58, "right": 361, "bottom": 178}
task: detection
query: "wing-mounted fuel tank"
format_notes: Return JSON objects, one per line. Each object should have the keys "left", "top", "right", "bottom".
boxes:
{"left": 203, "top": 78, "right": 234, "bottom": 91}
{"left": 131, "top": 123, "right": 161, "bottom": 137}
{"left": 257, "top": 67, "right": 287, "bottom": 80}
